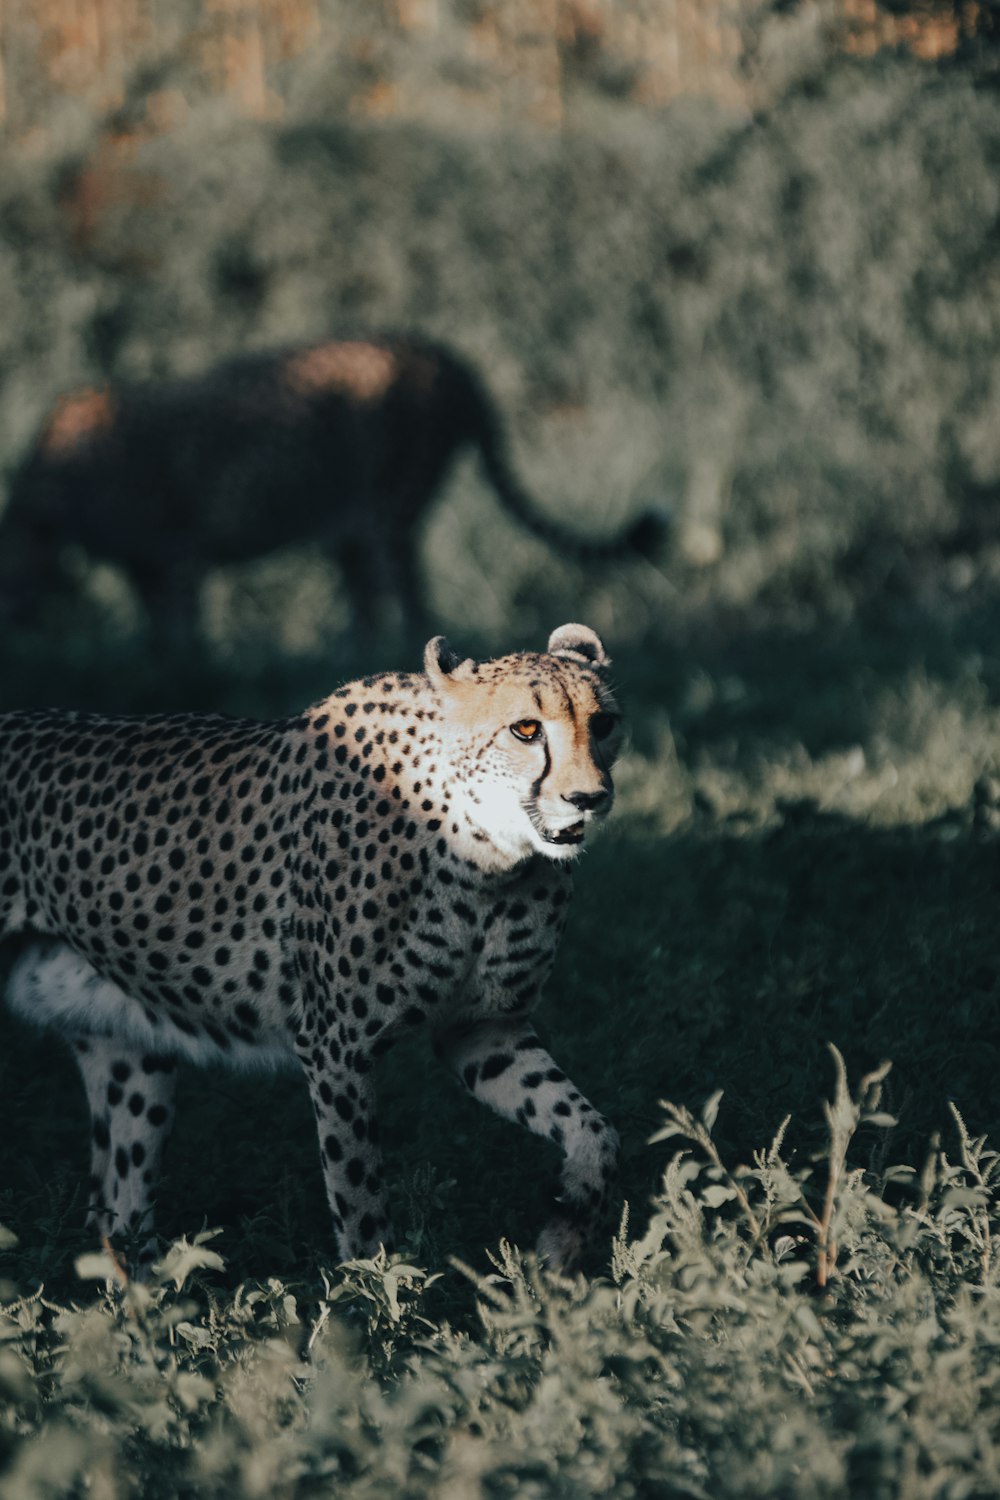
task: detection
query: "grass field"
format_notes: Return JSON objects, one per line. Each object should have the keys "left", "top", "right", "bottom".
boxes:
{"left": 4, "top": 18, "right": 1000, "bottom": 1497}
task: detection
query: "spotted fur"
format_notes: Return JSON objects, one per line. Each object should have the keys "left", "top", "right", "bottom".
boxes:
{"left": 0, "top": 334, "right": 665, "bottom": 636}
{"left": 0, "top": 625, "right": 622, "bottom": 1270}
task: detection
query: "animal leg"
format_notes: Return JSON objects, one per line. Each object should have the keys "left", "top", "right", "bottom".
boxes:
{"left": 299, "top": 1059, "right": 392, "bottom": 1260}
{"left": 433, "top": 1018, "right": 620, "bottom": 1271}
{"left": 69, "top": 1035, "right": 177, "bottom": 1268}
{"left": 385, "top": 531, "right": 429, "bottom": 637}
{"left": 0, "top": 518, "right": 76, "bottom": 628}
{"left": 333, "top": 535, "right": 392, "bottom": 637}
{"left": 131, "top": 566, "right": 203, "bottom": 648}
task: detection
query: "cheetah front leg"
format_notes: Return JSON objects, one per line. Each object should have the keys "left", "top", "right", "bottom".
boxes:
{"left": 433, "top": 1018, "right": 620, "bottom": 1272}
{"left": 298, "top": 1058, "right": 393, "bottom": 1261}
{"left": 69, "top": 1035, "right": 177, "bottom": 1270}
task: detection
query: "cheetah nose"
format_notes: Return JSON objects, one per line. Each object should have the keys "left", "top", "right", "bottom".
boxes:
{"left": 562, "top": 788, "right": 611, "bottom": 813}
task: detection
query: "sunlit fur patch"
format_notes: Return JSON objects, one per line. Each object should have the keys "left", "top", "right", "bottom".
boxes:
{"left": 40, "top": 386, "right": 117, "bottom": 457}
{"left": 433, "top": 648, "right": 620, "bottom": 869}
{"left": 283, "top": 341, "right": 399, "bottom": 403}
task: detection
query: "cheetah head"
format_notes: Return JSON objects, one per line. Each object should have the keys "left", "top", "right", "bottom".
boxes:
{"left": 424, "top": 624, "right": 623, "bottom": 869}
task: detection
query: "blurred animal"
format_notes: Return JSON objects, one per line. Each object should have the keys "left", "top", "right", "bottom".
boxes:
{"left": 0, "top": 335, "right": 665, "bottom": 637}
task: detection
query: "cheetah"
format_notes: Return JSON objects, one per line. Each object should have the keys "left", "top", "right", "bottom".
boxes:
{"left": 0, "top": 624, "right": 622, "bottom": 1270}
{"left": 0, "top": 334, "right": 665, "bottom": 636}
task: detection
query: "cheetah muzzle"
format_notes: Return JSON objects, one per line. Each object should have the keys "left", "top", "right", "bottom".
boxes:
{"left": 0, "top": 624, "right": 623, "bottom": 1274}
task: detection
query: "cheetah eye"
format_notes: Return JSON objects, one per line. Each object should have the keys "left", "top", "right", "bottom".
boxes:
{"left": 510, "top": 719, "right": 542, "bottom": 743}
{"left": 590, "top": 713, "right": 618, "bottom": 742}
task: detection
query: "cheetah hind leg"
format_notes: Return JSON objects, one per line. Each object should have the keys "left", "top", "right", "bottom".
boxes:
{"left": 69, "top": 1033, "right": 177, "bottom": 1276}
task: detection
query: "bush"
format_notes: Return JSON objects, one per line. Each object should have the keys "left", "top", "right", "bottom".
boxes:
{"left": 2, "top": 1051, "right": 999, "bottom": 1499}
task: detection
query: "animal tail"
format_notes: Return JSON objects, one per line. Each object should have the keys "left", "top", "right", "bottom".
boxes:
{"left": 467, "top": 377, "right": 669, "bottom": 564}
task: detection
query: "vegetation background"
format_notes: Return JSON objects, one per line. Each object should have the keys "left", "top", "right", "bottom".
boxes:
{"left": 3, "top": 1, "right": 1000, "bottom": 1494}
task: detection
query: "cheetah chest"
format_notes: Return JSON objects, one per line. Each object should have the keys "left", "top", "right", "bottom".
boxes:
{"left": 394, "top": 868, "right": 571, "bottom": 1032}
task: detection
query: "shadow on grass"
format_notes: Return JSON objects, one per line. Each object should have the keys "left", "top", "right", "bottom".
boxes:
{"left": 625, "top": 576, "right": 1000, "bottom": 767}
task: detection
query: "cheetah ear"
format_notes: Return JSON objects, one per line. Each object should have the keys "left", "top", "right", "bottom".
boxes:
{"left": 546, "top": 623, "right": 610, "bottom": 670}
{"left": 424, "top": 635, "right": 475, "bottom": 687}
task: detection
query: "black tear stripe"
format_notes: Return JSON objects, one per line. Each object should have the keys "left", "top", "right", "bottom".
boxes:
{"left": 538, "top": 735, "right": 551, "bottom": 793}
{"left": 527, "top": 737, "right": 551, "bottom": 821}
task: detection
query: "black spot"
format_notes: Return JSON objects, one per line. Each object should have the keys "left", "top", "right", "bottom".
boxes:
{"left": 479, "top": 1053, "right": 513, "bottom": 1081}
{"left": 141, "top": 1055, "right": 175, "bottom": 1074}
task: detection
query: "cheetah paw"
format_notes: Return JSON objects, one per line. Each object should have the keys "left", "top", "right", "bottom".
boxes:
{"left": 536, "top": 1214, "right": 590, "bottom": 1275}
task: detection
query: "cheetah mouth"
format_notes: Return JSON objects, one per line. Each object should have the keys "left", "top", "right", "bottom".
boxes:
{"left": 530, "top": 816, "right": 586, "bottom": 847}
{"left": 542, "top": 821, "right": 586, "bottom": 845}
{"left": 525, "top": 798, "right": 596, "bottom": 852}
